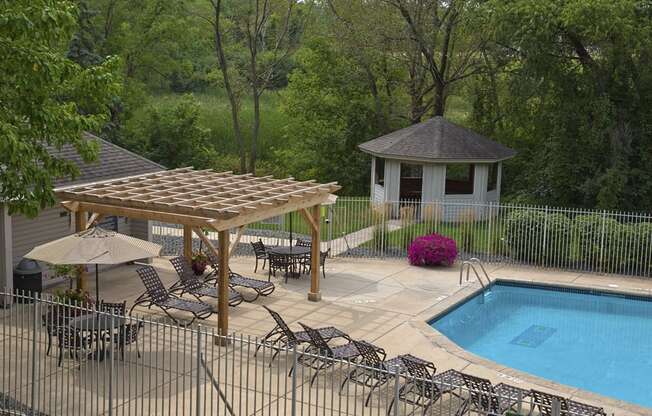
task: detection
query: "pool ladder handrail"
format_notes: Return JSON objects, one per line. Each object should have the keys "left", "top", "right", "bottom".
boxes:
{"left": 459, "top": 258, "right": 492, "bottom": 288}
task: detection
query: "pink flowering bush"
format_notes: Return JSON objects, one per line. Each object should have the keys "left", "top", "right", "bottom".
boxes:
{"left": 407, "top": 233, "right": 458, "bottom": 266}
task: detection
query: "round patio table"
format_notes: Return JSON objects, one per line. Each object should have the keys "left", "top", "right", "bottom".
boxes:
{"left": 267, "top": 246, "right": 310, "bottom": 278}
{"left": 69, "top": 313, "right": 126, "bottom": 361}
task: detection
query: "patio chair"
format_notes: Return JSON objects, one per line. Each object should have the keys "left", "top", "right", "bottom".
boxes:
{"left": 41, "top": 310, "right": 68, "bottom": 356}
{"left": 531, "top": 390, "right": 606, "bottom": 416}
{"left": 295, "top": 239, "right": 311, "bottom": 247}
{"left": 256, "top": 305, "right": 349, "bottom": 364}
{"left": 340, "top": 341, "right": 434, "bottom": 407}
{"left": 294, "top": 322, "right": 385, "bottom": 386}
{"left": 458, "top": 373, "right": 531, "bottom": 416}
{"left": 56, "top": 326, "right": 94, "bottom": 367}
{"left": 99, "top": 300, "right": 127, "bottom": 316}
{"left": 113, "top": 320, "right": 144, "bottom": 360}
{"left": 169, "top": 257, "right": 244, "bottom": 307}
{"left": 131, "top": 266, "right": 214, "bottom": 326}
{"left": 268, "top": 252, "right": 292, "bottom": 280}
{"left": 251, "top": 239, "right": 269, "bottom": 272}
{"left": 388, "top": 355, "right": 457, "bottom": 415}
{"left": 301, "top": 248, "right": 330, "bottom": 278}
{"left": 204, "top": 251, "right": 275, "bottom": 301}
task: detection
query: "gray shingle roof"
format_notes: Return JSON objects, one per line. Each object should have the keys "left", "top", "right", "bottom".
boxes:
{"left": 358, "top": 117, "right": 516, "bottom": 162}
{"left": 51, "top": 132, "right": 164, "bottom": 188}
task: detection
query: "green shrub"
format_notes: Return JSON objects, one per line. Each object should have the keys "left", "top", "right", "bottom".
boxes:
{"left": 504, "top": 209, "right": 572, "bottom": 265}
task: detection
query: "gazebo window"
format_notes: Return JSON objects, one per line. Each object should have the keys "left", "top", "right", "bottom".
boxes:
{"left": 487, "top": 163, "right": 498, "bottom": 191}
{"left": 375, "top": 158, "right": 385, "bottom": 185}
{"left": 445, "top": 164, "right": 474, "bottom": 195}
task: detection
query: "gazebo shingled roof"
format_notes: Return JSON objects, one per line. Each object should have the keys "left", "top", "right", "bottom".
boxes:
{"left": 55, "top": 167, "right": 340, "bottom": 337}
{"left": 358, "top": 116, "right": 516, "bottom": 162}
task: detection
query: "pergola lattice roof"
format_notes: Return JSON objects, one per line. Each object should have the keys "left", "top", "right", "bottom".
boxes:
{"left": 56, "top": 168, "right": 340, "bottom": 230}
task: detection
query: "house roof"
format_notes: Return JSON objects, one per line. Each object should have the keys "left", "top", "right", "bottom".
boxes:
{"left": 358, "top": 117, "right": 516, "bottom": 163}
{"left": 51, "top": 132, "right": 164, "bottom": 188}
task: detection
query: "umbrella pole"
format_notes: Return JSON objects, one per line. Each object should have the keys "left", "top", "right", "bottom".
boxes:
{"left": 289, "top": 213, "right": 293, "bottom": 248}
{"left": 95, "top": 264, "right": 100, "bottom": 302}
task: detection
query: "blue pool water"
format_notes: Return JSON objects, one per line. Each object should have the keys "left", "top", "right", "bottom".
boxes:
{"left": 431, "top": 282, "right": 652, "bottom": 408}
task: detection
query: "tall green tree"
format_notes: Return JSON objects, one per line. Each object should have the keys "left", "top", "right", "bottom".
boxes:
{"left": 0, "top": 0, "right": 119, "bottom": 216}
{"left": 473, "top": 0, "right": 652, "bottom": 210}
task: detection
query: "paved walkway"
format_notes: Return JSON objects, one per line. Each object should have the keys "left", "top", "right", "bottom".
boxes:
{"left": 66, "top": 256, "right": 652, "bottom": 415}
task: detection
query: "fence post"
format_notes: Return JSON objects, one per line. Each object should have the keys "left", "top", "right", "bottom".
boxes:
{"left": 392, "top": 365, "right": 400, "bottom": 416}
{"left": 542, "top": 206, "right": 549, "bottom": 266}
{"left": 196, "top": 324, "right": 202, "bottom": 416}
{"left": 31, "top": 294, "right": 38, "bottom": 412}
{"left": 599, "top": 210, "right": 607, "bottom": 274}
{"left": 108, "top": 312, "right": 115, "bottom": 416}
{"left": 291, "top": 345, "right": 297, "bottom": 416}
{"left": 487, "top": 203, "right": 493, "bottom": 262}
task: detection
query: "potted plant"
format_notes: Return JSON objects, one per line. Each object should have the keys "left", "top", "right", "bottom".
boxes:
{"left": 53, "top": 288, "right": 94, "bottom": 317}
{"left": 191, "top": 251, "right": 208, "bottom": 276}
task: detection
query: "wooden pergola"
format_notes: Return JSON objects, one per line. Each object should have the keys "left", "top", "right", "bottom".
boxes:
{"left": 55, "top": 168, "right": 340, "bottom": 336}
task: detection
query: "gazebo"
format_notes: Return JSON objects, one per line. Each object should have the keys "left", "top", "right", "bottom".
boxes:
{"left": 55, "top": 168, "right": 340, "bottom": 337}
{"left": 359, "top": 117, "right": 516, "bottom": 204}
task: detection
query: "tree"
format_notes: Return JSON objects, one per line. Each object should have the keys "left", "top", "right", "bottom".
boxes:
{"left": 277, "top": 39, "right": 383, "bottom": 194}
{"left": 203, "top": 0, "right": 301, "bottom": 173}
{"left": 472, "top": 0, "right": 652, "bottom": 210}
{"left": 0, "top": 0, "right": 119, "bottom": 216}
{"left": 384, "top": 0, "right": 488, "bottom": 116}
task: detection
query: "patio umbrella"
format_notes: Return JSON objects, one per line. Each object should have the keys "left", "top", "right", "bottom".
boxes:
{"left": 24, "top": 227, "right": 162, "bottom": 302}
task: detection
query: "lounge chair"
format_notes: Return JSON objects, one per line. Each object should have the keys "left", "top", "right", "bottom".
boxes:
{"left": 531, "top": 390, "right": 606, "bottom": 416}
{"left": 295, "top": 322, "right": 385, "bottom": 386}
{"left": 256, "top": 305, "right": 349, "bottom": 364}
{"left": 131, "top": 266, "right": 214, "bottom": 326}
{"left": 458, "top": 373, "right": 531, "bottom": 415}
{"left": 204, "top": 251, "right": 275, "bottom": 301}
{"left": 340, "top": 340, "right": 435, "bottom": 407}
{"left": 169, "top": 257, "right": 243, "bottom": 307}
{"left": 388, "top": 356, "right": 457, "bottom": 415}
{"left": 250, "top": 239, "right": 269, "bottom": 272}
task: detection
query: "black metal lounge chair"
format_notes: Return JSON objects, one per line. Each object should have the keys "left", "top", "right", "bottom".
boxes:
{"left": 531, "top": 390, "right": 606, "bottom": 416}
{"left": 251, "top": 239, "right": 269, "bottom": 272}
{"left": 458, "top": 373, "right": 531, "bottom": 415}
{"left": 295, "top": 322, "right": 385, "bottom": 386}
{"left": 131, "top": 266, "right": 214, "bottom": 325}
{"left": 256, "top": 305, "right": 348, "bottom": 363}
{"left": 169, "top": 257, "right": 243, "bottom": 307}
{"left": 388, "top": 356, "right": 457, "bottom": 415}
{"left": 340, "top": 341, "right": 433, "bottom": 407}
{"left": 204, "top": 251, "right": 275, "bottom": 301}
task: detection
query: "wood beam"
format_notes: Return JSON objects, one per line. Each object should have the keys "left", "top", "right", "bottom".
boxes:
{"left": 60, "top": 201, "right": 215, "bottom": 228}
{"left": 308, "top": 204, "right": 321, "bottom": 302}
{"left": 192, "top": 227, "right": 219, "bottom": 258}
{"left": 212, "top": 192, "right": 333, "bottom": 231}
{"left": 86, "top": 213, "right": 104, "bottom": 229}
{"left": 228, "top": 226, "right": 245, "bottom": 259}
{"left": 217, "top": 230, "right": 230, "bottom": 339}
{"left": 299, "top": 208, "right": 318, "bottom": 233}
{"left": 74, "top": 210, "right": 88, "bottom": 291}
{"left": 183, "top": 225, "right": 193, "bottom": 259}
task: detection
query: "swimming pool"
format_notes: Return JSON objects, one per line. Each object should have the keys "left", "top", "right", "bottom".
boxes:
{"left": 430, "top": 281, "right": 652, "bottom": 408}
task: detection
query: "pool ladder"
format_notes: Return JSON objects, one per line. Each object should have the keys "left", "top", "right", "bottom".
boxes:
{"left": 459, "top": 258, "right": 492, "bottom": 288}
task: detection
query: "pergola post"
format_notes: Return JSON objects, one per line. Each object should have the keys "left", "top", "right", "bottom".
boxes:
{"left": 308, "top": 204, "right": 321, "bottom": 302}
{"left": 183, "top": 225, "right": 193, "bottom": 259}
{"left": 74, "top": 210, "right": 88, "bottom": 291}
{"left": 218, "top": 230, "right": 230, "bottom": 337}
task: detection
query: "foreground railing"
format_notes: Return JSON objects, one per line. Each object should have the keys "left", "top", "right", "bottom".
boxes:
{"left": 1, "top": 291, "right": 613, "bottom": 416}
{"left": 153, "top": 197, "right": 652, "bottom": 278}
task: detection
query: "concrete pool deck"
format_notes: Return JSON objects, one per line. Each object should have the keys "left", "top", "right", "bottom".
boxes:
{"left": 52, "top": 256, "right": 652, "bottom": 415}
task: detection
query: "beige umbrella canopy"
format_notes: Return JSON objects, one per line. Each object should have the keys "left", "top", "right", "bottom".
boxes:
{"left": 25, "top": 227, "right": 162, "bottom": 301}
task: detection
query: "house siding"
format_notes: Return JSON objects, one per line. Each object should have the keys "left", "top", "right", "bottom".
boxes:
{"left": 11, "top": 207, "right": 73, "bottom": 267}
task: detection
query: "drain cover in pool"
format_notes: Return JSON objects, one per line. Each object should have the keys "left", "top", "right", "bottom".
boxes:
{"left": 510, "top": 325, "right": 556, "bottom": 348}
